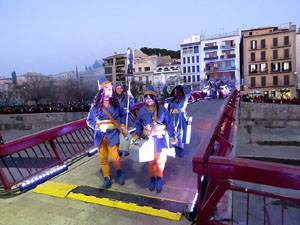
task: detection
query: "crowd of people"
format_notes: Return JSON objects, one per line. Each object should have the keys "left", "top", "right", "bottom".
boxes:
{"left": 240, "top": 94, "right": 300, "bottom": 104}
{"left": 0, "top": 102, "right": 91, "bottom": 114}
{"left": 86, "top": 77, "right": 191, "bottom": 193}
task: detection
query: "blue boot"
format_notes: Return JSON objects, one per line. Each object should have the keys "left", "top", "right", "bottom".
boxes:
{"left": 149, "top": 177, "right": 156, "bottom": 191}
{"left": 116, "top": 170, "right": 125, "bottom": 185}
{"left": 156, "top": 176, "right": 162, "bottom": 193}
{"left": 101, "top": 177, "right": 112, "bottom": 189}
{"left": 178, "top": 147, "right": 184, "bottom": 157}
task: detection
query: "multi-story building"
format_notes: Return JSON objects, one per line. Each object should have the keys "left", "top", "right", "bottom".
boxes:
{"left": 153, "top": 61, "right": 181, "bottom": 96}
{"left": 180, "top": 35, "right": 201, "bottom": 91}
{"left": 103, "top": 53, "right": 128, "bottom": 87}
{"left": 241, "top": 22, "right": 297, "bottom": 99}
{"left": 132, "top": 51, "right": 171, "bottom": 102}
{"left": 201, "top": 32, "right": 240, "bottom": 90}
{"left": 296, "top": 28, "right": 300, "bottom": 97}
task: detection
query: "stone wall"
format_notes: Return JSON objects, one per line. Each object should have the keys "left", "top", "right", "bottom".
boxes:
{"left": 0, "top": 112, "right": 88, "bottom": 130}
{"left": 239, "top": 102, "right": 300, "bottom": 127}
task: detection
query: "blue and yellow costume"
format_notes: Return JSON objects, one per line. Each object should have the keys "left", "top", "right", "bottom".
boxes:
{"left": 86, "top": 77, "right": 127, "bottom": 189}
{"left": 168, "top": 85, "right": 191, "bottom": 157}
{"left": 134, "top": 85, "right": 176, "bottom": 193}
{"left": 116, "top": 82, "right": 135, "bottom": 110}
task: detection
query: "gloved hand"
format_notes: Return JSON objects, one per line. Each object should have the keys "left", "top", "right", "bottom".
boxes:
{"left": 170, "top": 137, "right": 177, "bottom": 145}
{"left": 121, "top": 127, "right": 128, "bottom": 135}
{"left": 130, "top": 138, "right": 136, "bottom": 145}
{"left": 96, "top": 124, "right": 107, "bottom": 132}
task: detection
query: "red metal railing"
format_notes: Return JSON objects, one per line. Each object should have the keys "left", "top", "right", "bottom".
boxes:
{"left": 0, "top": 105, "right": 143, "bottom": 190}
{"left": 192, "top": 89, "right": 300, "bottom": 225}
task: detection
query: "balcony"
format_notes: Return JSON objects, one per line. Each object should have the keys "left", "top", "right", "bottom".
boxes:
{"left": 221, "top": 44, "right": 236, "bottom": 49}
{"left": 248, "top": 44, "right": 268, "bottom": 51}
{"left": 203, "top": 45, "right": 218, "bottom": 51}
{"left": 271, "top": 69, "right": 292, "bottom": 73}
{"left": 204, "top": 56, "right": 218, "bottom": 61}
{"left": 271, "top": 42, "right": 291, "bottom": 48}
{"left": 249, "top": 69, "right": 268, "bottom": 75}
{"left": 271, "top": 55, "right": 292, "bottom": 61}
{"left": 205, "top": 66, "right": 236, "bottom": 72}
{"left": 220, "top": 54, "right": 236, "bottom": 59}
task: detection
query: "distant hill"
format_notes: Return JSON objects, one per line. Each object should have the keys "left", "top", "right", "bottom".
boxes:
{"left": 140, "top": 47, "right": 180, "bottom": 59}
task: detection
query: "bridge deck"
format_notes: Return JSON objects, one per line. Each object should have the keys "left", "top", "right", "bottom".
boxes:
{"left": 0, "top": 100, "right": 225, "bottom": 225}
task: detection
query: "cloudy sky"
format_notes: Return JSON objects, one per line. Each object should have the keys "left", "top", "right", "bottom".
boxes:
{"left": 1, "top": 0, "right": 299, "bottom": 77}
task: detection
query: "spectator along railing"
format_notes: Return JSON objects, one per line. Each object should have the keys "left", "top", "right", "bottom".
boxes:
{"left": 192, "top": 89, "right": 300, "bottom": 225}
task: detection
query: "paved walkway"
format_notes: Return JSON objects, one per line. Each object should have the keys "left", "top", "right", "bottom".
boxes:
{"left": 0, "top": 100, "right": 224, "bottom": 225}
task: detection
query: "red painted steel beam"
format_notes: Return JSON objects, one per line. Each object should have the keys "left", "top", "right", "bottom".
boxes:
{"left": 206, "top": 156, "right": 300, "bottom": 190}
{"left": 0, "top": 119, "right": 87, "bottom": 157}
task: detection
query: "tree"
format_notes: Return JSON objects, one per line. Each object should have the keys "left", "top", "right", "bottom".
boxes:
{"left": 140, "top": 47, "right": 180, "bottom": 59}
{"left": 22, "top": 74, "right": 51, "bottom": 105}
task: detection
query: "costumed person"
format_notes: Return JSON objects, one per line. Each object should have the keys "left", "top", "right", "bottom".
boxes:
{"left": 86, "top": 77, "right": 127, "bottom": 189}
{"left": 168, "top": 85, "right": 190, "bottom": 157}
{"left": 132, "top": 85, "right": 176, "bottom": 193}
{"left": 115, "top": 81, "right": 135, "bottom": 157}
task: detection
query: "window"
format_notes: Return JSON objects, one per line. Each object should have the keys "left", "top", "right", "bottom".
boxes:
{"left": 261, "top": 39, "right": 266, "bottom": 48}
{"left": 284, "top": 36, "right": 289, "bottom": 45}
{"left": 139, "top": 77, "right": 142, "bottom": 81}
{"left": 250, "top": 40, "right": 257, "bottom": 49}
{"left": 283, "top": 62, "right": 291, "bottom": 71}
{"left": 192, "top": 56, "right": 195, "bottom": 63}
{"left": 187, "top": 57, "right": 190, "bottom": 63}
{"left": 196, "top": 56, "right": 199, "bottom": 63}
{"left": 273, "top": 76, "right": 278, "bottom": 86}
{"left": 273, "top": 37, "right": 278, "bottom": 47}
{"left": 261, "top": 76, "right": 266, "bottom": 87}
{"left": 192, "top": 75, "right": 195, "bottom": 82}
{"left": 184, "top": 76, "right": 187, "bottom": 82}
{"left": 192, "top": 66, "right": 195, "bottom": 72}
{"left": 273, "top": 50, "right": 278, "bottom": 60}
{"left": 261, "top": 51, "right": 266, "bottom": 60}
{"left": 146, "top": 76, "right": 149, "bottom": 83}
{"left": 251, "top": 52, "right": 255, "bottom": 61}
{"left": 188, "top": 76, "right": 191, "bottom": 82}
{"left": 183, "top": 67, "right": 186, "bottom": 73}
{"left": 138, "top": 67, "right": 142, "bottom": 72}
{"left": 144, "top": 67, "right": 150, "bottom": 72}
{"left": 105, "top": 67, "right": 112, "bottom": 74}
{"left": 188, "top": 67, "right": 190, "bottom": 73}
{"left": 183, "top": 57, "right": 186, "bottom": 64}
{"left": 251, "top": 77, "right": 256, "bottom": 87}
{"left": 260, "top": 63, "right": 267, "bottom": 72}
{"left": 249, "top": 32, "right": 252, "bottom": 36}
{"left": 197, "top": 65, "right": 200, "bottom": 72}
{"left": 272, "top": 62, "right": 280, "bottom": 72}
{"left": 284, "top": 75, "right": 289, "bottom": 85}
{"left": 249, "top": 64, "right": 257, "bottom": 73}
{"left": 197, "top": 75, "right": 200, "bottom": 81}
{"left": 284, "top": 49, "right": 289, "bottom": 59}
{"left": 194, "top": 46, "right": 199, "bottom": 53}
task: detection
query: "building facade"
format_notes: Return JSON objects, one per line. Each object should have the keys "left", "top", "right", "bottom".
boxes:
{"left": 241, "top": 23, "right": 297, "bottom": 99}
{"left": 296, "top": 28, "right": 300, "bottom": 97}
{"left": 103, "top": 53, "right": 128, "bottom": 87}
{"left": 180, "top": 35, "right": 201, "bottom": 91}
{"left": 201, "top": 32, "right": 240, "bottom": 90}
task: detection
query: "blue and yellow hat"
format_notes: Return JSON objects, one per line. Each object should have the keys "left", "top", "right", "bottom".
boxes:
{"left": 98, "top": 77, "right": 111, "bottom": 90}
{"left": 144, "top": 85, "right": 157, "bottom": 96}
{"left": 116, "top": 81, "right": 124, "bottom": 89}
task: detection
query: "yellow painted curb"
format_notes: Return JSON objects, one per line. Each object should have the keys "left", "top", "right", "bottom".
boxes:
{"left": 33, "top": 181, "right": 78, "bottom": 198}
{"left": 67, "top": 192, "right": 182, "bottom": 221}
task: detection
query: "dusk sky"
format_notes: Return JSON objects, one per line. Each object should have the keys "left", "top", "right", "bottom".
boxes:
{"left": 1, "top": 0, "right": 300, "bottom": 77}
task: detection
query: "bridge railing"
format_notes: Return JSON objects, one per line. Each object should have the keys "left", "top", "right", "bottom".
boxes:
{"left": 192, "top": 89, "right": 300, "bottom": 225}
{"left": 0, "top": 105, "right": 143, "bottom": 190}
